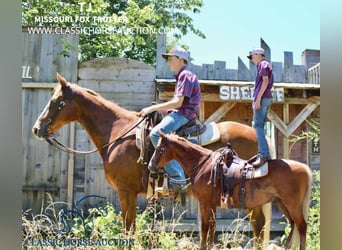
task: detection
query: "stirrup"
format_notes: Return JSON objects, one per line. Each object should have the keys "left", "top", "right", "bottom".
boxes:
{"left": 155, "top": 175, "right": 169, "bottom": 195}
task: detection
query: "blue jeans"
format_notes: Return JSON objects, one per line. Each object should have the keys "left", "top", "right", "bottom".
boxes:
{"left": 150, "top": 112, "right": 189, "bottom": 184}
{"left": 252, "top": 98, "right": 272, "bottom": 158}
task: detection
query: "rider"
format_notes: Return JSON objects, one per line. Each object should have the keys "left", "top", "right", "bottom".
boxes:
{"left": 247, "top": 48, "right": 273, "bottom": 167}
{"left": 138, "top": 47, "right": 201, "bottom": 192}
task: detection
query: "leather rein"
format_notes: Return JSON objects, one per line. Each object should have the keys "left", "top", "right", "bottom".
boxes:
{"left": 46, "top": 116, "right": 147, "bottom": 155}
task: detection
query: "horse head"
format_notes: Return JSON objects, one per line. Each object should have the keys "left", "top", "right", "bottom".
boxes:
{"left": 32, "top": 73, "right": 77, "bottom": 139}
{"left": 148, "top": 130, "right": 173, "bottom": 173}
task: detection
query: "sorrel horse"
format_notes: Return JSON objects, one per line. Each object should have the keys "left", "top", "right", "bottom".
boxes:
{"left": 149, "top": 132, "right": 312, "bottom": 250}
{"left": 32, "top": 73, "right": 267, "bottom": 234}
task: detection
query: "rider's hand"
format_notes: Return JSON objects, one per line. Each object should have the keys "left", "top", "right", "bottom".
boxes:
{"left": 137, "top": 107, "right": 150, "bottom": 117}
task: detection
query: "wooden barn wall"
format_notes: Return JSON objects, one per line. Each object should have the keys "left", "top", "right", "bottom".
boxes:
{"left": 22, "top": 32, "right": 78, "bottom": 213}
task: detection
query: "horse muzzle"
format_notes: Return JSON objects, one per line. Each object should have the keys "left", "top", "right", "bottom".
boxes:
{"left": 148, "top": 162, "right": 159, "bottom": 173}
{"left": 32, "top": 121, "right": 50, "bottom": 140}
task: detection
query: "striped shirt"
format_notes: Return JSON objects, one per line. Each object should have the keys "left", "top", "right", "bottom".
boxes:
{"left": 173, "top": 66, "right": 201, "bottom": 120}
{"left": 253, "top": 60, "right": 273, "bottom": 101}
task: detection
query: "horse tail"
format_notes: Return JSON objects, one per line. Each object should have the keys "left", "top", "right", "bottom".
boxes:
{"left": 292, "top": 162, "right": 313, "bottom": 247}
{"left": 302, "top": 163, "right": 313, "bottom": 222}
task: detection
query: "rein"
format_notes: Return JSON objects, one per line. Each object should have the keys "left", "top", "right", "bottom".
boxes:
{"left": 46, "top": 116, "right": 147, "bottom": 155}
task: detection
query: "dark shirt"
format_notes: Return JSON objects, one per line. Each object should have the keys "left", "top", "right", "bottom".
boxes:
{"left": 253, "top": 59, "right": 273, "bottom": 101}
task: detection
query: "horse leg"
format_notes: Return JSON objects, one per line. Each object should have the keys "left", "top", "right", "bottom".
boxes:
{"left": 276, "top": 199, "right": 307, "bottom": 250}
{"left": 275, "top": 199, "right": 295, "bottom": 249}
{"left": 117, "top": 189, "right": 137, "bottom": 232}
{"left": 247, "top": 207, "right": 265, "bottom": 249}
{"left": 289, "top": 209, "right": 307, "bottom": 250}
{"left": 198, "top": 202, "right": 214, "bottom": 250}
{"left": 207, "top": 206, "right": 216, "bottom": 249}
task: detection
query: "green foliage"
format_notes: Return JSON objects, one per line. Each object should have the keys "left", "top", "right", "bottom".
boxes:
{"left": 289, "top": 119, "right": 320, "bottom": 154}
{"left": 22, "top": 0, "right": 205, "bottom": 65}
{"left": 306, "top": 170, "right": 320, "bottom": 249}
{"left": 290, "top": 119, "right": 320, "bottom": 144}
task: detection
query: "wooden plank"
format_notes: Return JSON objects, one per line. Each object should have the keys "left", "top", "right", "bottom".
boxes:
{"left": 159, "top": 90, "right": 319, "bottom": 105}
{"left": 214, "top": 61, "right": 226, "bottom": 80}
{"left": 202, "top": 64, "right": 214, "bottom": 79}
{"left": 261, "top": 38, "right": 271, "bottom": 62}
{"left": 22, "top": 185, "right": 59, "bottom": 191}
{"left": 284, "top": 96, "right": 320, "bottom": 104}
{"left": 293, "top": 65, "right": 306, "bottom": 83}
{"left": 156, "top": 33, "right": 170, "bottom": 78}
{"left": 78, "top": 68, "right": 156, "bottom": 81}
{"left": 267, "top": 109, "right": 288, "bottom": 137}
{"left": 22, "top": 33, "right": 42, "bottom": 81}
{"left": 205, "top": 102, "right": 237, "bottom": 123}
{"left": 39, "top": 35, "right": 55, "bottom": 81}
{"left": 155, "top": 79, "right": 320, "bottom": 90}
{"left": 226, "top": 69, "right": 238, "bottom": 80}
{"left": 283, "top": 51, "right": 294, "bottom": 82}
{"left": 57, "top": 34, "right": 79, "bottom": 82}
{"left": 268, "top": 102, "right": 320, "bottom": 139}
{"left": 159, "top": 91, "right": 226, "bottom": 103}
{"left": 272, "top": 62, "right": 283, "bottom": 82}
{"left": 238, "top": 57, "right": 251, "bottom": 81}
{"left": 283, "top": 103, "right": 290, "bottom": 158}
{"left": 199, "top": 102, "right": 205, "bottom": 122}
{"left": 101, "top": 92, "right": 154, "bottom": 109}
{"left": 67, "top": 123, "right": 75, "bottom": 209}
{"left": 287, "top": 103, "right": 320, "bottom": 136}
{"left": 78, "top": 80, "right": 155, "bottom": 93}
{"left": 22, "top": 82, "right": 56, "bottom": 89}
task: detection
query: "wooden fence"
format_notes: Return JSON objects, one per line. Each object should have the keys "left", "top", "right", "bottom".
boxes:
{"left": 22, "top": 31, "right": 78, "bottom": 213}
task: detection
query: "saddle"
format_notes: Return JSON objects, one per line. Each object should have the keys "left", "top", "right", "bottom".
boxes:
{"left": 176, "top": 118, "right": 206, "bottom": 138}
{"left": 208, "top": 144, "right": 269, "bottom": 209}
{"left": 136, "top": 112, "right": 207, "bottom": 165}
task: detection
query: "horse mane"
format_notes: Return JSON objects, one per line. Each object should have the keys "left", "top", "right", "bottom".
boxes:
{"left": 167, "top": 133, "right": 212, "bottom": 154}
{"left": 69, "top": 83, "right": 136, "bottom": 118}
{"left": 85, "top": 88, "right": 99, "bottom": 96}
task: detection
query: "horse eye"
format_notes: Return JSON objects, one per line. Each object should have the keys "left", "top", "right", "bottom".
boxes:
{"left": 59, "top": 100, "right": 65, "bottom": 107}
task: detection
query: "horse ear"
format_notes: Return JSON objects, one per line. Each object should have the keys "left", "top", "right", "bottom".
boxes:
{"left": 56, "top": 72, "right": 67, "bottom": 87}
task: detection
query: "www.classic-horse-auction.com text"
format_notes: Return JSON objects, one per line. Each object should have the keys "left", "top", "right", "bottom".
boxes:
{"left": 27, "top": 2, "right": 175, "bottom": 35}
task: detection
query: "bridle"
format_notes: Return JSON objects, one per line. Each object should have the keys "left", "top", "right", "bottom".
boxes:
{"left": 44, "top": 97, "right": 147, "bottom": 154}
{"left": 45, "top": 99, "right": 66, "bottom": 130}
{"left": 148, "top": 144, "right": 166, "bottom": 172}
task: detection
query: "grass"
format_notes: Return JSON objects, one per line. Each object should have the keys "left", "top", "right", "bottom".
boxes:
{"left": 22, "top": 179, "right": 320, "bottom": 250}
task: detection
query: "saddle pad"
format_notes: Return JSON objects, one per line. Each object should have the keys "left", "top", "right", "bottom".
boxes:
{"left": 188, "top": 121, "right": 220, "bottom": 146}
{"left": 245, "top": 162, "right": 269, "bottom": 179}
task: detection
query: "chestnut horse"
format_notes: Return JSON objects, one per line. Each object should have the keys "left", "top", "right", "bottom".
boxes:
{"left": 32, "top": 73, "right": 268, "bottom": 235}
{"left": 149, "top": 132, "right": 312, "bottom": 250}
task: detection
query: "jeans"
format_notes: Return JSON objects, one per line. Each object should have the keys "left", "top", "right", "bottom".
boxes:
{"left": 252, "top": 98, "right": 272, "bottom": 158}
{"left": 150, "top": 112, "right": 189, "bottom": 185}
